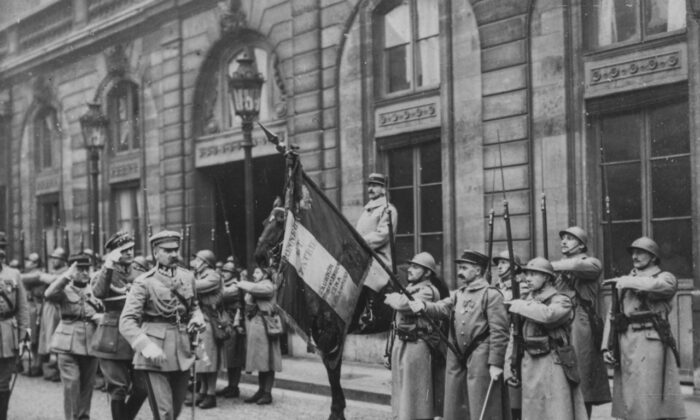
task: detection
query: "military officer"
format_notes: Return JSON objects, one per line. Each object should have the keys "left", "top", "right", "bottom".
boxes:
{"left": 602, "top": 237, "right": 686, "bottom": 420}
{"left": 355, "top": 173, "right": 398, "bottom": 268}
{"left": 91, "top": 232, "right": 148, "bottom": 420}
{"left": 38, "top": 247, "right": 69, "bottom": 382}
{"left": 507, "top": 257, "right": 587, "bottom": 420}
{"left": 409, "top": 250, "right": 509, "bottom": 420}
{"left": 20, "top": 252, "right": 44, "bottom": 377}
{"left": 217, "top": 260, "right": 245, "bottom": 399}
{"left": 44, "top": 253, "right": 102, "bottom": 420}
{"left": 0, "top": 251, "right": 29, "bottom": 420}
{"left": 552, "top": 227, "right": 611, "bottom": 416}
{"left": 119, "top": 230, "right": 205, "bottom": 420}
{"left": 384, "top": 252, "right": 446, "bottom": 420}
{"left": 185, "top": 249, "right": 223, "bottom": 409}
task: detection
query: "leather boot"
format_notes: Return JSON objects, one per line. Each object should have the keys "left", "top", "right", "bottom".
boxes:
{"left": 184, "top": 393, "right": 205, "bottom": 407}
{"left": 198, "top": 395, "right": 217, "bottom": 409}
{"left": 0, "top": 391, "right": 10, "bottom": 420}
{"left": 244, "top": 374, "right": 265, "bottom": 403}
{"left": 256, "top": 371, "right": 274, "bottom": 405}
{"left": 110, "top": 400, "right": 126, "bottom": 420}
{"left": 256, "top": 392, "right": 272, "bottom": 405}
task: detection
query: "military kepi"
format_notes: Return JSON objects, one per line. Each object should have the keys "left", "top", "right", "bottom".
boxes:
{"left": 149, "top": 230, "right": 182, "bottom": 249}
{"left": 367, "top": 172, "right": 387, "bottom": 187}
{"left": 68, "top": 253, "right": 92, "bottom": 268}
{"left": 455, "top": 249, "right": 489, "bottom": 268}
{"left": 104, "top": 231, "right": 135, "bottom": 252}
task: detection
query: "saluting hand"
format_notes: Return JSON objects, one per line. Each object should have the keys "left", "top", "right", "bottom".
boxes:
{"left": 141, "top": 342, "right": 166, "bottom": 363}
{"left": 408, "top": 300, "right": 425, "bottom": 314}
{"left": 103, "top": 248, "right": 123, "bottom": 269}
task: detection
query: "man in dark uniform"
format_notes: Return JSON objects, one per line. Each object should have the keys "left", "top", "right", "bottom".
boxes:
{"left": 0, "top": 250, "right": 29, "bottom": 420}
{"left": 20, "top": 253, "right": 44, "bottom": 377}
{"left": 119, "top": 230, "right": 205, "bottom": 420}
{"left": 38, "top": 247, "right": 69, "bottom": 382}
{"left": 92, "top": 232, "right": 148, "bottom": 419}
{"left": 217, "top": 260, "right": 245, "bottom": 399}
{"left": 45, "top": 253, "right": 102, "bottom": 420}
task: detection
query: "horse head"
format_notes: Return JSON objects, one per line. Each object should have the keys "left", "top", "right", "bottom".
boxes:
{"left": 254, "top": 196, "right": 286, "bottom": 268}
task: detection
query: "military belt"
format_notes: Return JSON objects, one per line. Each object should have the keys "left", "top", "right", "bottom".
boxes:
{"left": 142, "top": 315, "right": 181, "bottom": 325}
{"left": 61, "top": 315, "right": 91, "bottom": 322}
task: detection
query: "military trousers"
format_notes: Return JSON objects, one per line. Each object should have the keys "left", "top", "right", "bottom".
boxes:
{"left": 142, "top": 370, "right": 189, "bottom": 420}
{"left": 57, "top": 353, "right": 98, "bottom": 420}
{"left": 99, "top": 358, "right": 148, "bottom": 405}
{"left": 0, "top": 358, "right": 14, "bottom": 392}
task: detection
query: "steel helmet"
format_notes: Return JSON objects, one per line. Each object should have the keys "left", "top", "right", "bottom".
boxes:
{"left": 194, "top": 249, "right": 216, "bottom": 268}
{"left": 521, "top": 257, "right": 555, "bottom": 278}
{"left": 221, "top": 261, "right": 237, "bottom": 274}
{"left": 627, "top": 236, "right": 660, "bottom": 259}
{"left": 559, "top": 226, "right": 588, "bottom": 248}
{"left": 132, "top": 256, "right": 150, "bottom": 272}
{"left": 406, "top": 252, "right": 437, "bottom": 275}
{"left": 26, "top": 252, "right": 41, "bottom": 265}
{"left": 50, "top": 247, "right": 68, "bottom": 261}
{"left": 492, "top": 250, "right": 522, "bottom": 266}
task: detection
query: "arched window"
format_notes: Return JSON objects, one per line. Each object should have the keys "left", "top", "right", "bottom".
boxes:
{"left": 107, "top": 80, "right": 140, "bottom": 153}
{"left": 376, "top": 0, "right": 440, "bottom": 96}
{"left": 34, "top": 106, "right": 59, "bottom": 170}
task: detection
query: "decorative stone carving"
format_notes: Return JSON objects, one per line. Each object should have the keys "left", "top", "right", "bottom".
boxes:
{"left": 218, "top": 0, "right": 247, "bottom": 35}
{"left": 590, "top": 51, "right": 681, "bottom": 85}
{"left": 105, "top": 44, "right": 129, "bottom": 76}
{"left": 378, "top": 103, "right": 437, "bottom": 127}
{"left": 32, "top": 75, "right": 54, "bottom": 105}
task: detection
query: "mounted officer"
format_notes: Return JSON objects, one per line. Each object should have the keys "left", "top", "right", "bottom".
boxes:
{"left": 91, "top": 232, "right": 148, "bottom": 420}
{"left": 119, "top": 230, "right": 205, "bottom": 420}
{"left": 355, "top": 173, "right": 398, "bottom": 267}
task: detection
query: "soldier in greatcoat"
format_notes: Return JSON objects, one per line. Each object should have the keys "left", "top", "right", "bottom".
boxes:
{"left": 409, "top": 250, "right": 509, "bottom": 420}
{"left": 119, "top": 230, "right": 205, "bottom": 420}
{"left": 91, "top": 232, "right": 147, "bottom": 420}
{"left": 552, "top": 227, "right": 611, "bottom": 416}
{"left": 384, "top": 252, "right": 446, "bottom": 420}
{"left": 602, "top": 237, "right": 686, "bottom": 420}
{"left": 184, "top": 249, "right": 223, "bottom": 409}
{"left": 238, "top": 266, "right": 282, "bottom": 405}
{"left": 355, "top": 173, "right": 398, "bottom": 267}
{"left": 44, "top": 253, "right": 102, "bottom": 420}
{"left": 38, "top": 247, "right": 69, "bottom": 382}
{"left": 0, "top": 253, "right": 29, "bottom": 420}
{"left": 20, "top": 252, "right": 44, "bottom": 377}
{"left": 217, "top": 260, "right": 245, "bottom": 399}
{"left": 507, "top": 257, "right": 587, "bottom": 420}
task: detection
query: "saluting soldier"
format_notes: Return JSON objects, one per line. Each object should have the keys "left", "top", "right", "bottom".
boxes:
{"left": 119, "top": 230, "right": 205, "bottom": 420}
{"left": 44, "top": 253, "right": 102, "bottom": 420}
{"left": 384, "top": 252, "right": 447, "bottom": 420}
{"left": 409, "top": 250, "right": 509, "bottom": 420}
{"left": 552, "top": 227, "right": 611, "bottom": 416}
{"left": 507, "top": 257, "right": 587, "bottom": 420}
{"left": 355, "top": 173, "right": 397, "bottom": 267}
{"left": 602, "top": 237, "right": 686, "bottom": 420}
{"left": 38, "top": 247, "right": 69, "bottom": 382}
{"left": 184, "top": 249, "right": 223, "bottom": 410}
{"left": 20, "top": 253, "right": 45, "bottom": 377}
{"left": 91, "top": 232, "right": 148, "bottom": 420}
{"left": 0, "top": 251, "right": 29, "bottom": 420}
{"left": 217, "top": 260, "right": 245, "bottom": 399}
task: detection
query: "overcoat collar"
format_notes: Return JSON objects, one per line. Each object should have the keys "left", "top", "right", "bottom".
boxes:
{"left": 531, "top": 284, "right": 558, "bottom": 302}
{"left": 364, "top": 196, "right": 387, "bottom": 211}
{"left": 631, "top": 265, "right": 662, "bottom": 277}
{"left": 463, "top": 277, "right": 488, "bottom": 292}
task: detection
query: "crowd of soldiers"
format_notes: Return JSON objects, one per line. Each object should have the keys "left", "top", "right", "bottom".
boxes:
{"left": 0, "top": 227, "right": 283, "bottom": 420}
{"left": 356, "top": 172, "right": 687, "bottom": 420}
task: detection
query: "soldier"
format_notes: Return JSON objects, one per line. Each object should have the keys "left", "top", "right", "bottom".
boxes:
{"left": 91, "top": 232, "right": 148, "bottom": 419}
{"left": 184, "top": 249, "right": 223, "bottom": 409}
{"left": 20, "top": 253, "right": 45, "bottom": 377}
{"left": 131, "top": 255, "right": 151, "bottom": 275}
{"left": 384, "top": 252, "right": 446, "bottom": 420}
{"left": 507, "top": 257, "right": 587, "bottom": 419}
{"left": 217, "top": 260, "right": 245, "bottom": 399}
{"left": 44, "top": 253, "right": 102, "bottom": 420}
{"left": 119, "top": 230, "right": 205, "bottom": 420}
{"left": 0, "top": 248, "right": 29, "bottom": 420}
{"left": 38, "top": 247, "right": 69, "bottom": 382}
{"left": 355, "top": 173, "right": 398, "bottom": 267}
{"left": 602, "top": 237, "right": 686, "bottom": 420}
{"left": 552, "top": 227, "right": 611, "bottom": 416}
{"left": 409, "top": 250, "right": 509, "bottom": 420}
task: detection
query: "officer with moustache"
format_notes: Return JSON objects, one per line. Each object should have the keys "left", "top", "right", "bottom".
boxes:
{"left": 119, "top": 231, "right": 205, "bottom": 420}
{"left": 409, "top": 250, "right": 509, "bottom": 420}
{"left": 91, "top": 232, "right": 148, "bottom": 420}
{"left": 20, "top": 253, "right": 45, "bottom": 377}
{"left": 44, "top": 253, "right": 103, "bottom": 420}
{"left": 355, "top": 173, "right": 397, "bottom": 267}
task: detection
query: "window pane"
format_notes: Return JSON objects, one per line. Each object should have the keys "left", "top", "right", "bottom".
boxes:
{"left": 651, "top": 156, "right": 690, "bottom": 218}
{"left": 650, "top": 101, "right": 688, "bottom": 157}
{"left": 601, "top": 112, "right": 641, "bottom": 162}
{"left": 645, "top": 0, "right": 686, "bottom": 36}
{"left": 603, "top": 221, "right": 642, "bottom": 277}
{"left": 587, "top": 0, "right": 640, "bottom": 48}
{"left": 652, "top": 219, "right": 692, "bottom": 278}
{"left": 383, "top": 3, "right": 410, "bottom": 48}
{"left": 606, "top": 163, "right": 642, "bottom": 220}
{"left": 386, "top": 45, "right": 411, "bottom": 93}
{"left": 396, "top": 235, "right": 415, "bottom": 267}
{"left": 131, "top": 87, "right": 140, "bottom": 149}
{"left": 391, "top": 187, "right": 414, "bottom": 235}
{"left": 416, "top": 37, "right": 440, "bottom": 88}
{"left": 421, "top": 233, "right": 443, "bottom": 275}
{"left": 416, "top": 0, "right": 439, "bottom": 38}
{"left": 420, "top": 185, "right": 442, "bottom": 233}
{"left": 420, "top": 141, "right": 441, "bottom": 184}
{"left": 388, "top": 147, "right": 413, "bottom": 187}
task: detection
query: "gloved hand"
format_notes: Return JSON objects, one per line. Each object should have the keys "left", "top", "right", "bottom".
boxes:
{"left": 141, "top": 342, "right": 165, "bottom": 363}
{"left": 603, "top": 350, "right": 616, "bottom": 365}
{"left": 489, "top": 365, "right": 503, "bottom": 381}
{"left": 408, "top": 300, "right": 425, "bottom": 314}
{"left": 103, "top": 248, "right": 123, "bottom": 269}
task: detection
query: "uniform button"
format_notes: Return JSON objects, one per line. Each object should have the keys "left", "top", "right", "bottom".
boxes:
{"left": 460, "top": 332, "right": 465, "bottom": 335}
{"left": 462, "top": 321, "right": 465, "bottom": 325}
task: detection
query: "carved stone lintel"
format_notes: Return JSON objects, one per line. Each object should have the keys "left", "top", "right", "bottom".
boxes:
{"left": 105, "top": 44, "right": 129, "bottom": 76}
{"left": 590, "top": 51, "right": 681, "bottom": 85}
{"left": 218, "top": 0, "right": 247, "bottom": 35}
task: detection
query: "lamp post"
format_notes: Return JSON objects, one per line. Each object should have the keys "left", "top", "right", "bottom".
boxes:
{"left": 79, "top": 102, "right": 108, "bottom": 259}
{"left": 228, "top": 49, "right": 264, "bottom": 273}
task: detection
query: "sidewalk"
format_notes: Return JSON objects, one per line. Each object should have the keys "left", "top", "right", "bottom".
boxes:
{"left": 228, "top": 355, "right": 700, "bottom": 419}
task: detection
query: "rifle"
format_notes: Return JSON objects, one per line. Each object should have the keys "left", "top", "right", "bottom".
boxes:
{"left": 601, "top": 145, "right": 620, "bottom": 366}
{"left": 485, "top": 208, "right": 495, "bottom": 284}
{"left": 224, "top": 221, "right": 235, "bottom": 261}
{"left": 41, "top": 229, "right": 49, "bottom": 274}
{"left": 383, "top": 179, "right": 397, "bottom": 369}
{"left": 63, "top": 227, "right": 70, "bottom": 256}
{"left": 19, "top": 230, "right": 25, "bottom": 271}
{"left": 210, "top": 228, "right": 216, "bottom": 252}
{"left": 541, "top": 192, "right": 548, "bottom": 259}
{"left": 185, "top": 225, "right": 192, "bottom": 271}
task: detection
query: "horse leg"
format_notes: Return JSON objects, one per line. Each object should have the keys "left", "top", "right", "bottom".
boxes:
{"left": 323, "top": 352, "right": 345, "bottom": 420}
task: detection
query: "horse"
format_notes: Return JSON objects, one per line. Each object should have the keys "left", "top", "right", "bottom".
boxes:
{"left": 254, "top": 199, "right": 394, "bottom": 420}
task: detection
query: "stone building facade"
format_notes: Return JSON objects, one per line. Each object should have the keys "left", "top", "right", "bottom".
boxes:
{"left": 0, "top": 0, "right": 699, "bottom": 387}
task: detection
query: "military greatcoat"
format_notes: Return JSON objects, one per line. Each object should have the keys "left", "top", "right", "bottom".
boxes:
{"left": 423, "top": 277, "right": 510, "bottom": 420}
{"left": 20, "top": 268, "right": 45, "bottom": 348}
{"left": 509, "top": 284, "right": 588, "bottom": 420}
{"left": 221, "top": 279, "right": 245, "bottom": 369}
{"left": 37, "top": 266, "right": 68, "bottom": 355}
{"left": 552, "top": 253, "right": 611, "bottom": 405}
{"left": 0, "top": 266, "right": 29, "bottom": 360}
{"left": 238, "top": 276, "right": 281, "bottom": 373}
{"left": 194, "top": 266, "right": 223, "bottom": 373}
{"left": 607, "top": 266, "right": 686, "bottom": 420}
{"left": 355, "top": 196, "right": 397, "bottom": 267}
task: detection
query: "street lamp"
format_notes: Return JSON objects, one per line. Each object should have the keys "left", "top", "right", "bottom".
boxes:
{"left": 228, "top": 49, "right": 264, "bottom": 273}
{"left": 79, "top": 102, "right": 108, "bottom": 258}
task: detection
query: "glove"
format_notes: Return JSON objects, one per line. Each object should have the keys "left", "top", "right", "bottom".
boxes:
{"left": 408, "top": 300, "right": 425, "bottom": 314}
{"left": 489, "top": 365, "right": 503, "bottom": 381}
{"left": 141, "top": 342, "right": 166, "bottom": 363}
{"left": 603, "top": 350, "right": 616, "bottom": 365}
{"left": 103, "top": 248, "right": 123, "bottom": 269}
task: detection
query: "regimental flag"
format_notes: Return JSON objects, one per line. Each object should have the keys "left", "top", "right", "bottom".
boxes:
{"left": 277, "top": 162, "right": 392, "bottom": 357}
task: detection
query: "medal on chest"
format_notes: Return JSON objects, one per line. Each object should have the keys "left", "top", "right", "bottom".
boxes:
{"left": 460, "top": 295, "right": 475, "bottom": 314}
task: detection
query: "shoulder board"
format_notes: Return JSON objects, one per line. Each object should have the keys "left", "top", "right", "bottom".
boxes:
{"left": 140, "top": 268, "right": 158, "bottom": 279}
